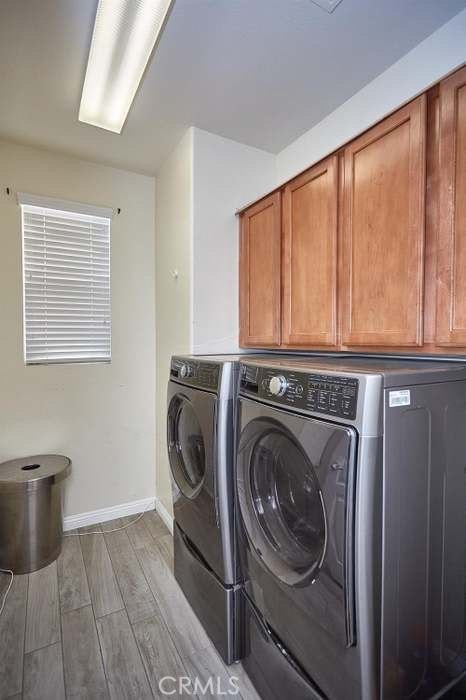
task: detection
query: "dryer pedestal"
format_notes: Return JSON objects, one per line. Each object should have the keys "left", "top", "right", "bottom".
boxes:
{"left": 174, "top": 523, "right": 242, "bottom": 664}
{"left": 241, "top": 592, "right": 324, "bottom": 700}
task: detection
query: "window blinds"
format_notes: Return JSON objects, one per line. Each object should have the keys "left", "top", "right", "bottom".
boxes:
{"left": 21, "top": 204, "right": 111, "bottom": 364}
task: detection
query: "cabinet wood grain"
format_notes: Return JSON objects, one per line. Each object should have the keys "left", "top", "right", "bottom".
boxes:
{"left": 238, "top": 67, "right": 466, "bottom": 355}
{"left": 239, "top": 192, "right": 281, "bottom": 346}
{"left": 282, "top": 155, "right": 338, "bottom": 346}
{"left": 424, "top": 86, "right": 440, "bottom": 346}
{"left": 436, "top": 66, "right": 466, "bottom": 346}
{"left": 341, "top": 96, "right": 426, "bottom": 347}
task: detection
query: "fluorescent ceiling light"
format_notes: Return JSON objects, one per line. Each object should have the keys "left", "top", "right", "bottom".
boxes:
{"left": 79, "top": 0, "right": 174, "bottom": 133}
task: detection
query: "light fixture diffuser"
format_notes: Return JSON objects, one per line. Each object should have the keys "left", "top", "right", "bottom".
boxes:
{"left": 79, "top": 0, "right": 174, "bottom": 133}
{"left": 309, "top": 0, "right": 343, "bottom": 13}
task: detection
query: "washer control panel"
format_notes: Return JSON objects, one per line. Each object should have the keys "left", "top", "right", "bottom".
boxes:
{"left": 241, "top": 364, "right": 359, "bottom": 420}
{"left": 171, "top": 358, "right": 220, "bottom": 391}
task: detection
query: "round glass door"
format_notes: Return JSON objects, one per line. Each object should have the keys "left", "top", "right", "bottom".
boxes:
{"left": 167, "top": 395, "right": 206, "bottom": 498}
{"left": 239, "top": 422, "right": 327, "bottom": 586}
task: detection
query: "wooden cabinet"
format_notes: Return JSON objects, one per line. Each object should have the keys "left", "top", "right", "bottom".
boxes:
{"left": 238, "top": 67, "right": 466, "bottom": 355}
{"left": 341, "top": 96, "right": 426, "bottom": 347}
{"left": 282, "top": 155, "right": 338, "bottom": 347}
{"left": 239, "top": 158, "right": 339, "bottom": 349}
{"left": 436, "top": 66, "right": 466, "bottom": 346}
{"left": 239, "top": 192, "right": 281, "bottom": 346}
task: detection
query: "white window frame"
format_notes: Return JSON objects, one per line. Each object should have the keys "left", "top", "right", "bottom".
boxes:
{"left": 19, "top": 193, "right": 113, "bottom": 366}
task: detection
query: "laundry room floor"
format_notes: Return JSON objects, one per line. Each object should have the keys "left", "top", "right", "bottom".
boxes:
{"left": 0, "top": 510, "right": 259, "bottom": 700}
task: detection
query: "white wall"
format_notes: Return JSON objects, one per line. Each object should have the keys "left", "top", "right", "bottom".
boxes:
{"left": 0, "top": 140, "right": 156, "bottom": 518}
{"left": 277, "top": 7, "right": 466, "bottom": 183}
{"left": 155, "top": 129, "right": 193, "bottom": 518}
{"left": 192, "top": 128, "right": 276, "bottom": 354}
{"left": 154, "top": 128, "right": 274, "bottom": 517}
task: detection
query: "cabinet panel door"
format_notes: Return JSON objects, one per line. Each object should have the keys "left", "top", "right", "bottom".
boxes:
{"left": 436, "top": 67, "right": 466, "bottom": 347}
{"left": 239, "top": 193, "right": 281, "bottom": 346}
{"left": 282, "top": 155, "right": 338, "bottom": 346}
{"left": 341, "top": 96, "right": 426, "bottom": 347}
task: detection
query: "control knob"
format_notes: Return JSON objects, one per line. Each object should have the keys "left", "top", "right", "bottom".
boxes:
{"left": 269, "top": 375, "right": 288, "bottom": 397}
{"left": 180, "top": 363, "right": 193, "bottom": 379}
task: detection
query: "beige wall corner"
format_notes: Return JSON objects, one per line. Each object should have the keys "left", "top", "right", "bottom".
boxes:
{"left": 155, "top": 129, "right": 194, "bottom": 519}
{"left": 0, "top": 140, "right": 156, "bottom": 517}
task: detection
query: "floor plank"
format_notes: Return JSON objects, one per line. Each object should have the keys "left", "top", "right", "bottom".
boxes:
{"left": 132, "top": 614, "right": 190, "bottom": 699}
{"left": 124, "top": 517, "right": 154, "bottom": 551}
{"left": 144, "top": 511, "right": 170, "bottom": 540}
{"left": 155, "top": 533, "right": 174, "bottom": 572}
{"left": 25, "top": 561, "right": 60, "bottom": 653}
{"left": 0, "top": 572, "right": 28, "bottom": 698}
{"left": 1, "top": 515, "right": 261, "bottom": 700}
{"left": 79, "top": 525, "right": 124, "bottom": 619}
{"left": 57, "top": 532, "right": 91, "bottom": 613}
{"left": 23, "top": 642, "right": 65, "bottom": 700}
{"left": 96, "top": 609, "right": 152, "bottom": 700}
{"left": 61, "top": 605, "right": 109, "bottom": 699}
{"left": 99, "top": 516, "right": 128, "bottom": 533}
{"left": 104, "top": 527, "right": 159, "bottom": 624}
{"left": 183, "top": 643, "right": 236, "bottom": 699}
{"left": 0, "top": 571, "right": 9, "bottom": 598}
{"left": 136, "top": 544, "right": 211, "bottom": 660}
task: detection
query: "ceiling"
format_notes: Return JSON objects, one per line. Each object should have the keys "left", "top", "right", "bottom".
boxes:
{"left": 0, "top": 0, "right": 465, "bottom": 175}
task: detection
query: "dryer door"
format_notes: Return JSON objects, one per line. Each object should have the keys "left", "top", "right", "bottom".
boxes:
{"left": 167, "top": 381, "right": 227, "bottom": 578}
{"left": 168, "top": 391, "right": 209, "bottom": 499}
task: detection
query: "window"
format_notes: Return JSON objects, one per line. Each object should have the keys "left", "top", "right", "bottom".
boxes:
{"left": 19, "top": 194, "right": 111, "bottom": 365}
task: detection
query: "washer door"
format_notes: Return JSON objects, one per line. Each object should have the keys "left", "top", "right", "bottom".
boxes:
{"left": 238, "top": 397, "right": 358, "bottom": 653}
{"left": 238, "top": 417, "right": 327, "bottom": 587}
{"left": 167, "top": 393, "right": 207, "bottom": 499}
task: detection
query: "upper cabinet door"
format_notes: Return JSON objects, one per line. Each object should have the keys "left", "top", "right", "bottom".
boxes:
{"left": 341, "top": 96, "right": 426, "bottom": 347}
{"left": 436, "top": 67, "right": 466, "bottom": 347}
{"left": 239, "top": 192, "right": 281, "bottom": 347}
{"left": 282, "top": 155, "right": 339, "bottom": 347}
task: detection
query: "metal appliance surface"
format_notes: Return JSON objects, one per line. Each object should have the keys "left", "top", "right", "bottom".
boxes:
{"left": 236, "top": 357, "right": 466, "bottom": 700}
{"left": 167, "top": 354, "right": 248, "bottom": 663}
{"left": 0, "top": 454, "right": 71, "bottom": 574}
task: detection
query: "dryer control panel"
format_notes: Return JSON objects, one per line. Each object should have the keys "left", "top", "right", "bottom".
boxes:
{"left": 240, "top": 364, "right": 359, "bottom": 420}
{"left": 170, "top": 357, "right": 220, "bottom": 392}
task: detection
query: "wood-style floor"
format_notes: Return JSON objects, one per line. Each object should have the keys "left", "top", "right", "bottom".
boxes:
{"left": 0, "top": 510, "right": 260, "bottom": 700}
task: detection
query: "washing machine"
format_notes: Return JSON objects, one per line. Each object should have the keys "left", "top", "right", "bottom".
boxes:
{"left": 236, "top": 356, "right": 466, "bottom": 700}
{"left": 167, "top": 354, "right": 244, "bottom": 663}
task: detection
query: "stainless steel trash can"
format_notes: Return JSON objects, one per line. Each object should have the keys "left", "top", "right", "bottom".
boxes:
{"left": 0, "top": 454, "right": 71, "bottom": 574}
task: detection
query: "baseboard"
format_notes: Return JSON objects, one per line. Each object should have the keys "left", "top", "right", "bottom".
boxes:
{"left": 63, "top": 496, "right": 156, "bottom": 532}
{"left": 155, "top": 496, "right": 174, "bottom": 534}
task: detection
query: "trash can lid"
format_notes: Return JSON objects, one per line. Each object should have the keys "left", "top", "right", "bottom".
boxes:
{"left": 0, "top": 454, "right": 71, "bottom": 492}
